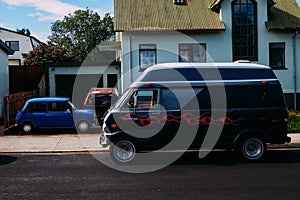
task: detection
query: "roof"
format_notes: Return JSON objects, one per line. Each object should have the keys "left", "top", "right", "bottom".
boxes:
{"left": 133, "top": 62, "right": 276, "bottom": 85}
{"left": 27, "top": 97, "right": 70, "bottom": 103}
{"left": 0, "top": 27, "right": 43, "bottom": 44}
{"left": 266, "top": 0, "right": 300, "bottom": 31}
{"left": 0, "top": 39, "right": 14, "bottom": 55}
{"left": 114, "top": 0, "right": 225, "bottom": 31}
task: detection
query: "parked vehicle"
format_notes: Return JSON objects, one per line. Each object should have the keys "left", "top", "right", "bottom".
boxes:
{"left": 15, "top": 97, "right": 96, "bottom": 134}
{"left": 83, "top": 88, "right": 119, "bottom": 123}
{"left": 100, "top": 62, "right": 291, "bottom": 163}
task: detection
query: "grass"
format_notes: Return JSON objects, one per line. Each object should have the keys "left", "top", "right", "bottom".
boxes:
{"left": 288, "top": 110, "right": 300, "bottom": 133}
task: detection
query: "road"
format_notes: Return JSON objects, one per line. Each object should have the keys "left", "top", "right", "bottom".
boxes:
{"left": 1, "top": 150, "right": 300, "bottom": 200}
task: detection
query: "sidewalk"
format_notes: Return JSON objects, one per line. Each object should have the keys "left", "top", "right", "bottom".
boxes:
{"left": 0, "top": 132, "right": 300, "bottom": 153}
{"left": 0, "top": 133, "right": 108, "bottom": 153}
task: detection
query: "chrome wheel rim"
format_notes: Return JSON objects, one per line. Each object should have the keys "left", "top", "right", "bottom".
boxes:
{"left": 243, "top": 138, "right": 264, "bottom": 159}
{"left": 78, "top": 122, "right": 89, "bottom": 132}
{"left": 23, "top": 124, "right": 32, "bottom": 133}
{"left": 114, "top": 140, "right": 135, "bottom": 162}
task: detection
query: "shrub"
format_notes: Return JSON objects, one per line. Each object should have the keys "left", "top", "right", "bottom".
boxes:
{"left": 288, "top": 110, "right": 300, "bottom": 133}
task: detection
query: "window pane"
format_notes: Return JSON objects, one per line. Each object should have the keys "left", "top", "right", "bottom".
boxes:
{"left": 5, "top": 41, "right": 19, "bottom": 51}
{"left": 139, "top": 44, "right": 156, "bottom": 69}
{"left": 179, "top": 43, "right": 206, "bottom": 63}
{"left": 232, "top": 0, "right": 257, "bottom": 61}
{"left": 269, "top": 43, "right": 285, "bottom": 69}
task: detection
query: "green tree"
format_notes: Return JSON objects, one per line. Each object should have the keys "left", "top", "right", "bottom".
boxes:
{"left": 16, "top": 28, "right": 31, "bottom": 36}
{"left": 22, "top": 42, "right": 76, "bottom": 65}
{"left": 48, "top": 9, "right": 114, "bottom": 62}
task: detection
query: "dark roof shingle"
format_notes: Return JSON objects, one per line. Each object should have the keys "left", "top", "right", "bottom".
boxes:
{"left": 114, "top": 0, "right": 225, "bottom": 31}
{"left": 266, "top": 0, "right": 300, "bottom": 31}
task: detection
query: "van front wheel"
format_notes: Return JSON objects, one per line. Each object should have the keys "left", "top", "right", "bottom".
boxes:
{"left": 237, "top": 136, "right": 266, "bottom": 161}
{"left": 110, "top": 139, "right": 137, "bottom": 164}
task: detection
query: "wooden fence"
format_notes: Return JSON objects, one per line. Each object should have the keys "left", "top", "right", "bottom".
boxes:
{"left": 9, "top": 65, "right": 44, "bottom": 93}
{"left": 3, "top": 90, "right": 39, "bottom": 129}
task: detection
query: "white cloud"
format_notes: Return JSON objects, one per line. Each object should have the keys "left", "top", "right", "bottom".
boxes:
{"left": 1, "top": 0, "right": 106, "bottom": 21}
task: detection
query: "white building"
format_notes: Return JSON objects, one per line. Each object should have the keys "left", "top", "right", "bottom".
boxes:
{"left": 0, "top": 27, "right": 41, "bottom": 66}
{"left": 115, "top": 0, "right": 300, "bottom": 109}
{"left": 0, "top": 39, "right": 14, "bottom": 119}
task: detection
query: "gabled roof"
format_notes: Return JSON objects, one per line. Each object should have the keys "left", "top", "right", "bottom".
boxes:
{"left": 114, "top": 0, "right": 225, "bottom": 32}
{"left": 266, "top": 0, "right": 300, "bottom": 31}
{"left": 0, "top": 39, "right": 14, "bottom": 55}
{"left": 0, "top": 27, "right": 43, "bottom": 44}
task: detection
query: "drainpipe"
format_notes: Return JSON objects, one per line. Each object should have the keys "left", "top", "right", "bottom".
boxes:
{"left": 293, "top": 31, "right": 298, "bottom": 110}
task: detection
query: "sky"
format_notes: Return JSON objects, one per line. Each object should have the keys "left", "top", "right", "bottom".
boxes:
{"left": 0, "top": 0, "right": 114, "bottom": 42}
{"left": 0, "top": 0, "right": 300, "bottom": 42}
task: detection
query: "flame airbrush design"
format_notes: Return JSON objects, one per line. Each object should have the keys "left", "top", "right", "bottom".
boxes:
{"left": 120, "top": 112, "right": 244, "bottom": 127}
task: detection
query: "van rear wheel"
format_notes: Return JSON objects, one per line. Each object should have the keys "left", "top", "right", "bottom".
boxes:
{"left": 237, "top": 136, "right": 266, "bottom": 161}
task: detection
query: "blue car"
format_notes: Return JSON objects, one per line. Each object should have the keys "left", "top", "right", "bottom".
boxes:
{"left": 15, "top": 97, "right": 96, "bottom": 134}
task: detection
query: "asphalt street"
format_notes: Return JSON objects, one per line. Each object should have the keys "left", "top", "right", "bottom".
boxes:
{"left": 1, "top": 151, "right": 300, "bottom": 200}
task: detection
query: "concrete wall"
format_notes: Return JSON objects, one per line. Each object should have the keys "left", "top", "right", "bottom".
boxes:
{"left": 0, "top": 49, "right": 9, "bottom": 118}
{"left": 48, "top": 65, "right": 121, "bottom": 97}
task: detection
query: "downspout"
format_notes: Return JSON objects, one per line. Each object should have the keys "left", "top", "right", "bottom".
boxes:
{"left": 129, "top": 33, "right": 133, "bottom": 84}
{"left": 293, "top": 31, "right": 298, "bottom": 110}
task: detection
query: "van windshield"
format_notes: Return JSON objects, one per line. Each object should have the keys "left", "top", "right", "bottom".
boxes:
{"left": 114, "top": 89, "right": 133, "bottom": 108}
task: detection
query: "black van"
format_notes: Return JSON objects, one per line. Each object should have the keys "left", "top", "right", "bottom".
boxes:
{"left": 100, "top": 62, "right": 291, "bottom": 163}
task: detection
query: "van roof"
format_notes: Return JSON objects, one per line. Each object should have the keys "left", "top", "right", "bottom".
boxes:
{"left": 133, "top": 62, "right": 278, "bottom": 87}
{"left": 146, "top": 62, "right": 271, "bottom": 71}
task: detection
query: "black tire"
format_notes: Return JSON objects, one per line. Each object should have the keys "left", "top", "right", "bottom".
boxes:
{"left": 20, "top": 122, "right": 34, "bottom": 134}
{"left": 76, "top": 121, "right": 90, "bottom": 133}
{"left": 236, "top": 136, "right": 266, "bottom": 161}
{"left": 109, "top": 138, "right": 137, "bottom": 164}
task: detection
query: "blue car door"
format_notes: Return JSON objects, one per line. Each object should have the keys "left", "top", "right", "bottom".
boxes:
{"left": 24, "top": 102, "right": 48, "bottom": 128}
{"left": 46, "top": 101, "right": 74, "bottom": 127}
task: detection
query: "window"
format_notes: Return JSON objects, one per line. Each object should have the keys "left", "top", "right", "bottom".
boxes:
{"left": 179, "top": 43, "right": 206, "bottom": 63}
{"left": 27, "top": 103, "right": 47, "bottom": 113}
{"left": 48, "top": 102, "right": 72, "bottom": 112}
{"left": 232, "top": 0, "right": 257, "bottom": 61}
{"left": 5, "top": 41, "right": 19, "bottom": 51}
{"left": 127, "top": 90, "right": 158, "bottom": 109}
{"left": 139, "top": 44, "right": 157, "bottom": 70}
{"left": 174, "top": 0, "right": 185, "bottom": 5}
{"left": 269, "top": 43, "right": 285, "bottom": 69}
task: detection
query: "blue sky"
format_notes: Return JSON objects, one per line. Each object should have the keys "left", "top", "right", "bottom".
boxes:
{"left": 0, "top": 0, "right": 299, "bottom": 42}
{"left": 0, "top": 0, "right": 114, "bottom": 42}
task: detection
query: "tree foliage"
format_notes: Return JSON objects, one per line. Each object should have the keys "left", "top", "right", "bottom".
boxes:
{"left": 16, "top": 28, "right": 31, "bottom": 36}
{"left": 22, "top": 42, "right": 75, "bottom": 65}
{"left": 23, "top": 9, "right": 114, "bottom": 65}
{"left": 48, "top": 9, "right": 114, "bottom": 62}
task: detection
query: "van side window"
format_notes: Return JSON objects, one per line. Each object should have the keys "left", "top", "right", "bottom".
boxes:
{"left": 127, "top": 90, "right": 158, "bottom": 109}
{"left": 161, "top": 89, "right": 180, "bottom": 110}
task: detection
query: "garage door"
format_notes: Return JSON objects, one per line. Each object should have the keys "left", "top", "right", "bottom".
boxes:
{"left": 55, "top": 74, "right": 103, "bottom": 107}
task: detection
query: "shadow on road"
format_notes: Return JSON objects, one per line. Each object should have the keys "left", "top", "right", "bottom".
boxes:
{"left": 171, "top": 149, "right": 300, "bottom": 166}
{"left": 0, "top": 155, "right": 17, "bottom": 165}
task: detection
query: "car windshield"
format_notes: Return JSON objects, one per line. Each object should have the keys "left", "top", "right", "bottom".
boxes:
{"left": 114, "top": 89, "right": 133, "bottom": 108}
{"left": 87, "top": 94, "right": 112, "bottom": 105}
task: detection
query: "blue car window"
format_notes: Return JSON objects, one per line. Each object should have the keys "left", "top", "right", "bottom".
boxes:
{"left": 27, "top": 103, "right": 47, "bottom": 112}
